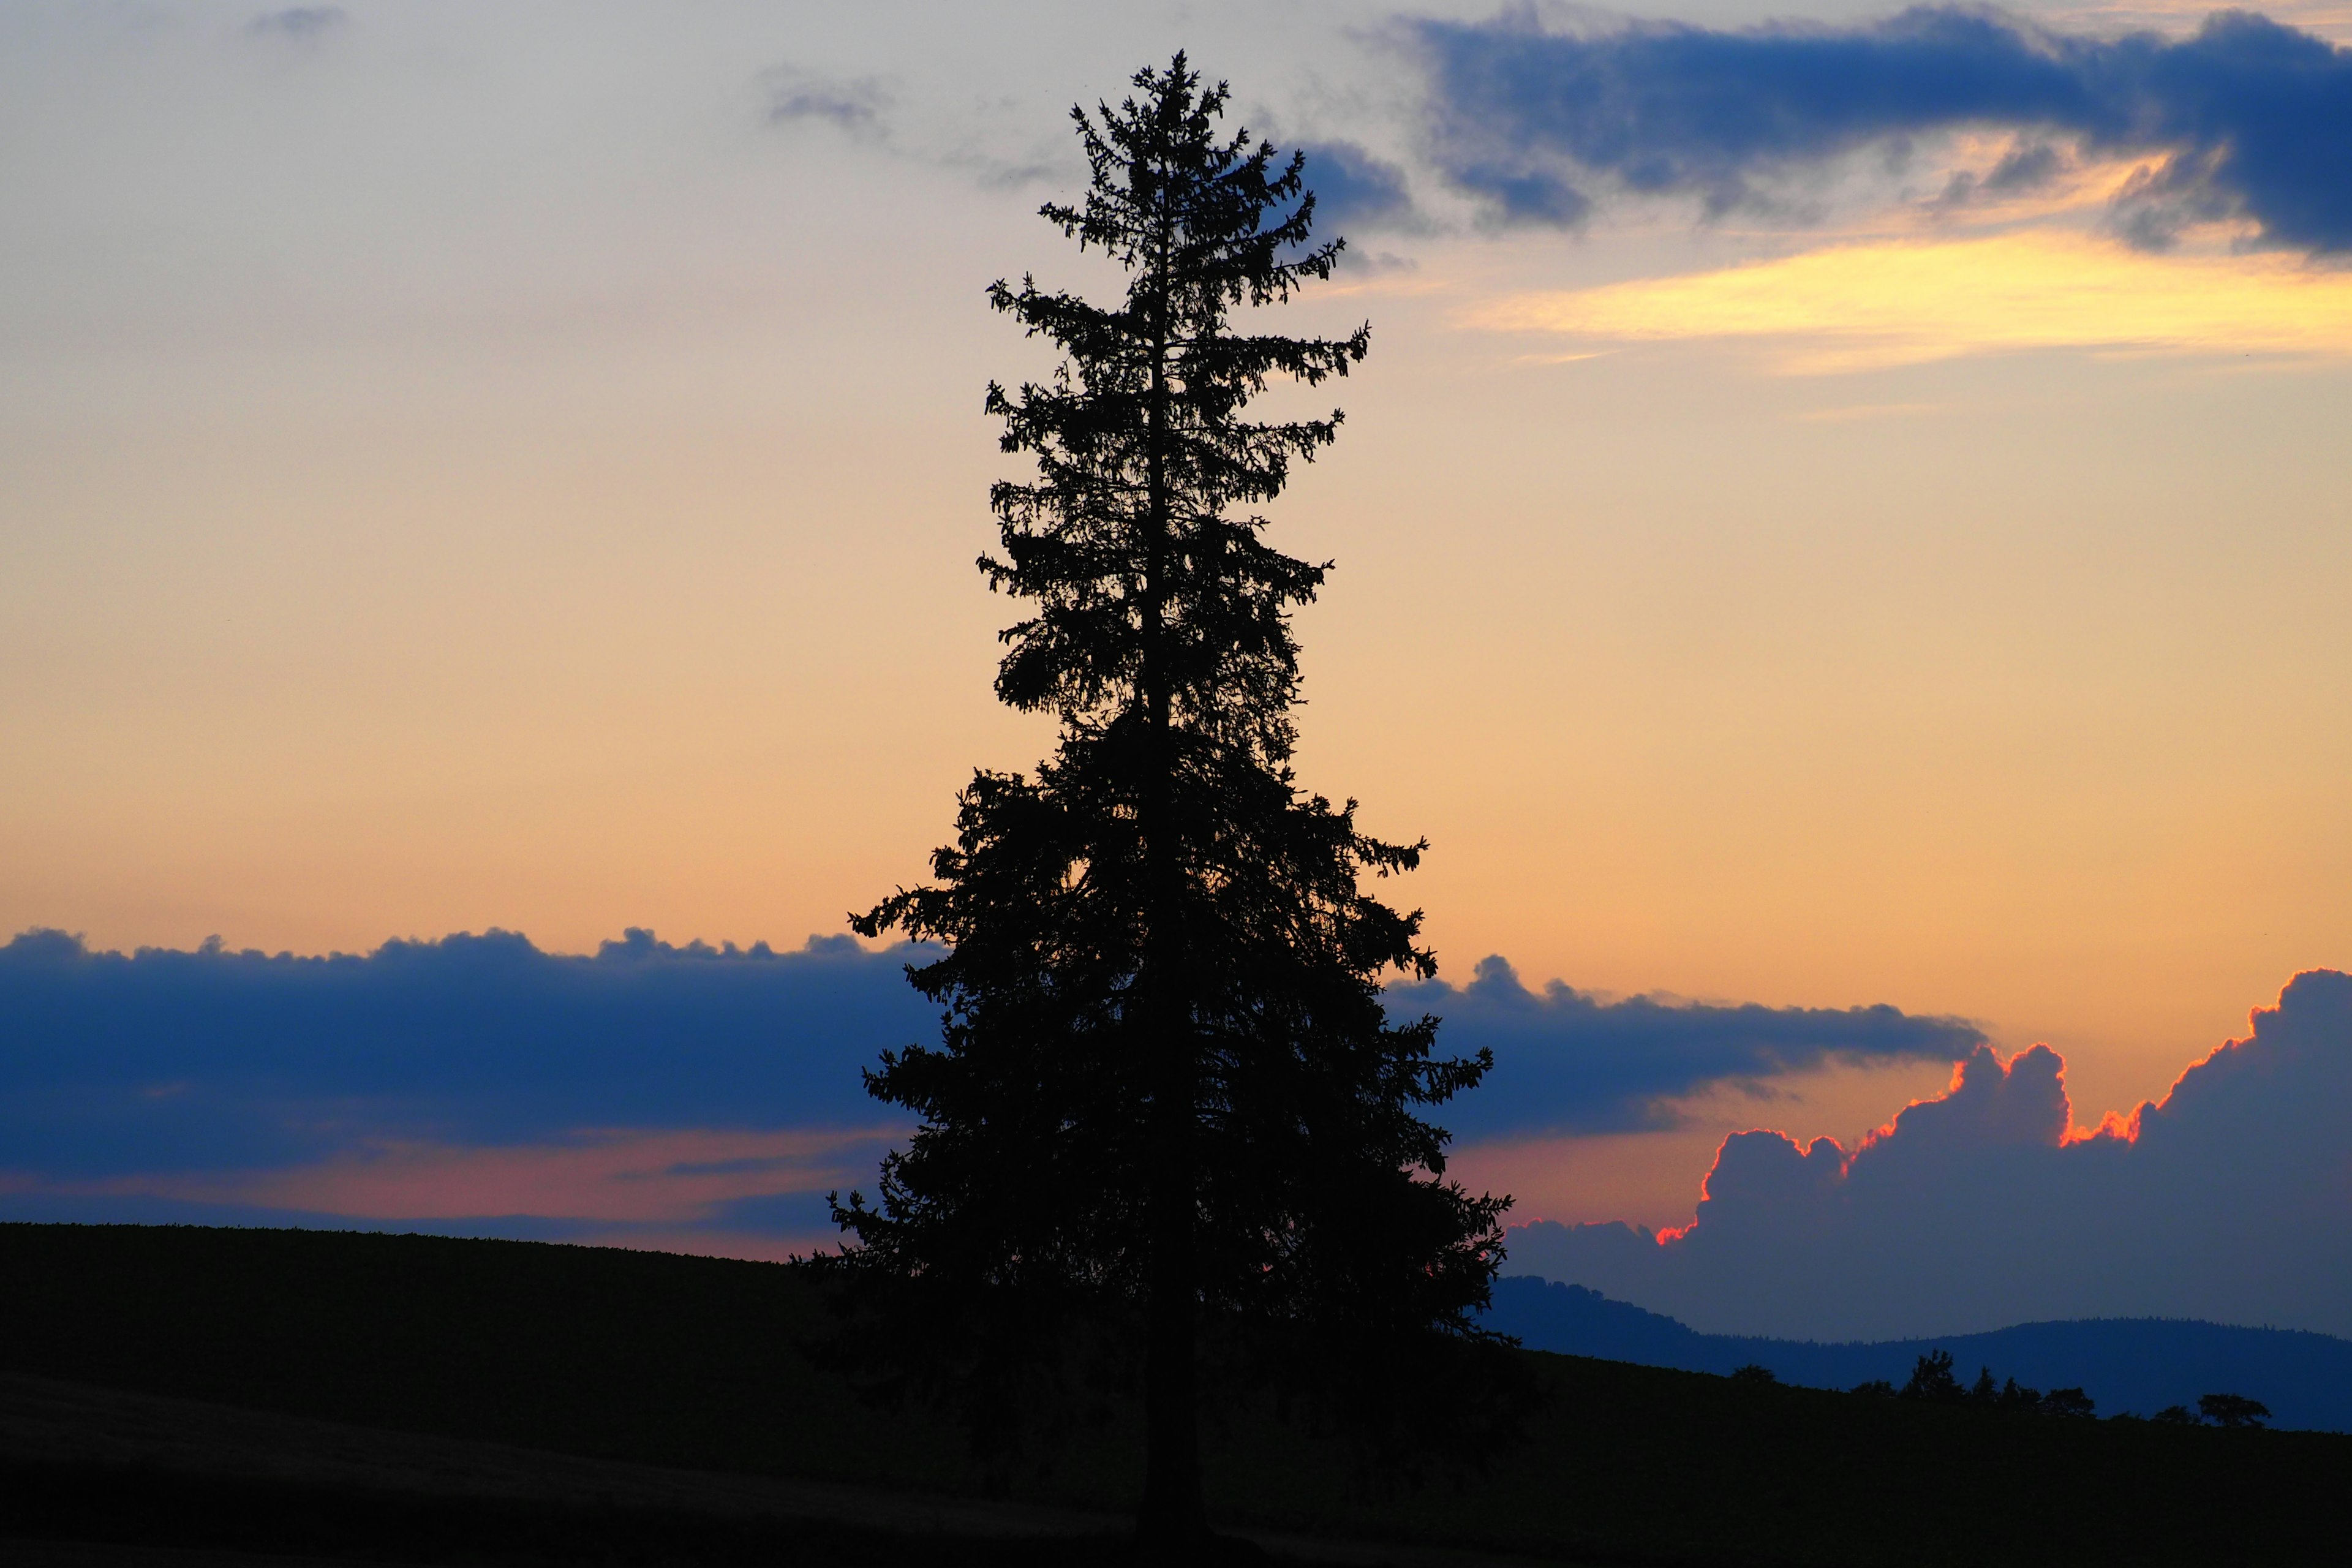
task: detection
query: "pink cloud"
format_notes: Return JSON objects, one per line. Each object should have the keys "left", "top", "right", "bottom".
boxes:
{"left": 79, "top": 1125, "right": 904, "bottom": 1224}
{"left": 1507, "top": 970, "right": 2352, "bottom": 1341}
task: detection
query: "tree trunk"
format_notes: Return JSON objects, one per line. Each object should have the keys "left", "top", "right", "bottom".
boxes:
{"left": 1133, "top": 154, "right": 1208, "bottom": 1551}
{"left": 1137, "top": 1144, "right": 1206, "bottom": 1547}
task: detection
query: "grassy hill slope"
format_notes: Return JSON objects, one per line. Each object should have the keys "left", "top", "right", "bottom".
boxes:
{"left": 4, "top": 1223, "right": 2345, "bottom": 1566}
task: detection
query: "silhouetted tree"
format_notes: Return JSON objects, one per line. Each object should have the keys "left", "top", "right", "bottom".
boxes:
{"left": 1850, "top": 1379, "right": 1897, "bottom": 1398}
{"left": 2038, "top": 1386, "right": 2096, "bottom": 1419}
{"left": 2152, "top": 1403, "right": 2199, "bottom": 1424}
{"left": 2198, "top": 1392, "right": 2270, "bottom": 1428}
{"left": 1730, "top": 1363, "right": 1779, "bottom": 1385}
{"left": 827, "top": 55, "right": 1511, "bottom": 1551}
{"left": 1901, "top": 1349, "right": 1964, "bottom": 1402}
{"left": 1994, "top": 1376, "right": 2043, "bottom": 1411}
{"left": 1969, "top": 1366, "right": 1998, "bottom": 1402}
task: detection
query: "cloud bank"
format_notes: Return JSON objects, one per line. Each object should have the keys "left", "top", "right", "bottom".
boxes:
{"left": 1509, "top": 969, "right": 2352, "bottom": 1340}
{"left": 0, "top": 926, "right": 933, "bottom": 1173}
{"left": 1393, "top": 956, "right": 1984, "bottom": 1136}
{"left": 1414, "top": 7, "right": 2352, "bottom": 251}
{"left": 2, "top": 929, "right": 1978, "bottom": 1246}
{"left": 0, "top": 927, "right": 933, "bottom": 1244}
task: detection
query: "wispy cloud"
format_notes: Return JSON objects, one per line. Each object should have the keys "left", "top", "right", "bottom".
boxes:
{"left": 755, "top": 64, "right": 1065, "bottom": 189}
{"left": 246, "top": 7, "right": 346, "bottom": 43}
{"left": 1471, "top": 229, "right": 2352, "bottom": 371}
{"left": 124, "top": 1125, "right": 896, "bottom": 1224}
{"left": 763, "top": 64, "right": 893, "bottom": 143}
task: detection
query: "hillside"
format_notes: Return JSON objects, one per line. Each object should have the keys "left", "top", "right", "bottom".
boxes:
{"left": 4, "top": 1223, "right": 2349, "bottom": 1566}
{"left": 1484, "top": 1275, "right": 2352, "bottom": 1430}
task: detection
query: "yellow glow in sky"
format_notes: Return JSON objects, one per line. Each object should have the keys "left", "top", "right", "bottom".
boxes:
{"left": 1476, "top": 230, "right": 2352, "bottom": 371}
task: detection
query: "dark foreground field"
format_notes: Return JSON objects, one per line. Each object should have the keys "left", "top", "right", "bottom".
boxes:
{"left": 2, "top": 1224, "right": 2343, "bottom": 1566}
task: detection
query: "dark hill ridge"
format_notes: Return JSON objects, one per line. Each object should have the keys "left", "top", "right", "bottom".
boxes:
{"left": 1485, "top": 1275, "right": 2352, "bottom": 1431}
{"left": 7, "top": 1223, "right": 2352, "bottom": 1566}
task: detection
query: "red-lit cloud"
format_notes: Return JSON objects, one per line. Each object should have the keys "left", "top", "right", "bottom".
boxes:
{"left": 1509, "top": 969, "right": 2352, "bottom": 1341}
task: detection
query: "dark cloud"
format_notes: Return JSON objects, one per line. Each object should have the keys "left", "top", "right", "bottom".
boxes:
{"left": 1295, "top": 140, "right": 1418, "bottom": 230}
{"left": 0, "top": 927, "right": 934, "bottom": 1179}
{"left": 1412, "top": 7, "right": 2352, "bottom": 251}
{"left": 1392, "top": 956, "right": 1985, "bottom": 1137}
{"left": 1932, "top": 138, "right": 2069, "bottom": 214}
{"left": 1508, "top": 970, "right": 2352, "bottom": 1341}
{"left": 1985, "top": 140, "right": 2064, "bottom": 192}
{"left": 247, "top": 7, "right": 346, "bottom": 42}
{"left": 764, "top": 66, "right": 893, "bottom": 143}
{"left": 2, "top": 930, "right": 1978, "bottom": 1204}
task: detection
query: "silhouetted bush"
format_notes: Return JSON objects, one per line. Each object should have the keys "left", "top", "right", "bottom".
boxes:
{"left": 1730, "top": 1363, "right": 1778, "bottom": 1385}
{"left": 2152, "top": 1404, "right": 2199, "bottom": 1424}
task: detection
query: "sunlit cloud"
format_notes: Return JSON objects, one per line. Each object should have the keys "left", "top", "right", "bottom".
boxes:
{"left": 1472, "top": 230, "right": 2352, "bottom": 372}
{"left": 1507, "top": 969, "right": 2352, "bottom": 1341}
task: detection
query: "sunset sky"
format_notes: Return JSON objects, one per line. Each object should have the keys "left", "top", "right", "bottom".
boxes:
{"left": 6, "top": 1, "right": 2350, "bottom": 1341}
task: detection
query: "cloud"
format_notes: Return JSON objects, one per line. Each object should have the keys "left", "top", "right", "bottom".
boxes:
{"left": 1392, "top": 956, "right": 1984, "bottom": 1137}
{"left": 0, "top": 926, "right": 933, "bottom": 1182}
{"left": 130, "top": 1126, "right": 894, "bottom": 1224}
{"left": 1926, "top": 138, "right": 2070, "bottom": 214}
{"left": 0, "top": 931, "right": 1974, "bottom": 1168}
{"left": 1470, "top": 228, "right": 2352, "bottom": 369}
{"left": 247, "top": 7, "right": 346, "bottom": 42}
{"left": 1507, "top": 969, "right": 2352, "bottom": 1340}
{"left": 1412, "top": 7, "right": 2352, "bottom": 252}
{"left": 763, "top": 66, "right": 894, "bottom": 143}
{"left": 1296, "top": 140, "right": 1419, "bottom": 230}
{"left": 755, "top": 66, "right": 1063, "bottom": 188}
{"left": 2, "top": 929, "right": 1985, "bottom": 1247}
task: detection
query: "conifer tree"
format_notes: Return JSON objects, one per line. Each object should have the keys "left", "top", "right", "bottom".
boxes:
{"left": 833, "top": 55, "right": 1510, "bottom": 1549}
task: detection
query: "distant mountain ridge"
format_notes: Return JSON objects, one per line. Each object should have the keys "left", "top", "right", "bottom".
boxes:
{"left": 1485, "top": 1275, "right": 2352, "bottom": 1433}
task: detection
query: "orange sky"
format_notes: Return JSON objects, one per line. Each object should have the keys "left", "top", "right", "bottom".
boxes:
{"left": 4, "top": 2, "right": 2349, "bottom": 1229}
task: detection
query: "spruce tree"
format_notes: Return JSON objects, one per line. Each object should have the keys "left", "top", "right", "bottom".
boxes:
{"left": 833, "top": 55, "right": 1510, "bottom": 1548}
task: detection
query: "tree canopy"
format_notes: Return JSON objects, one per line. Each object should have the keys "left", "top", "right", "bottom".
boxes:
{"left": 827, "top": 54, "right": 1512, "bottom": 1548}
